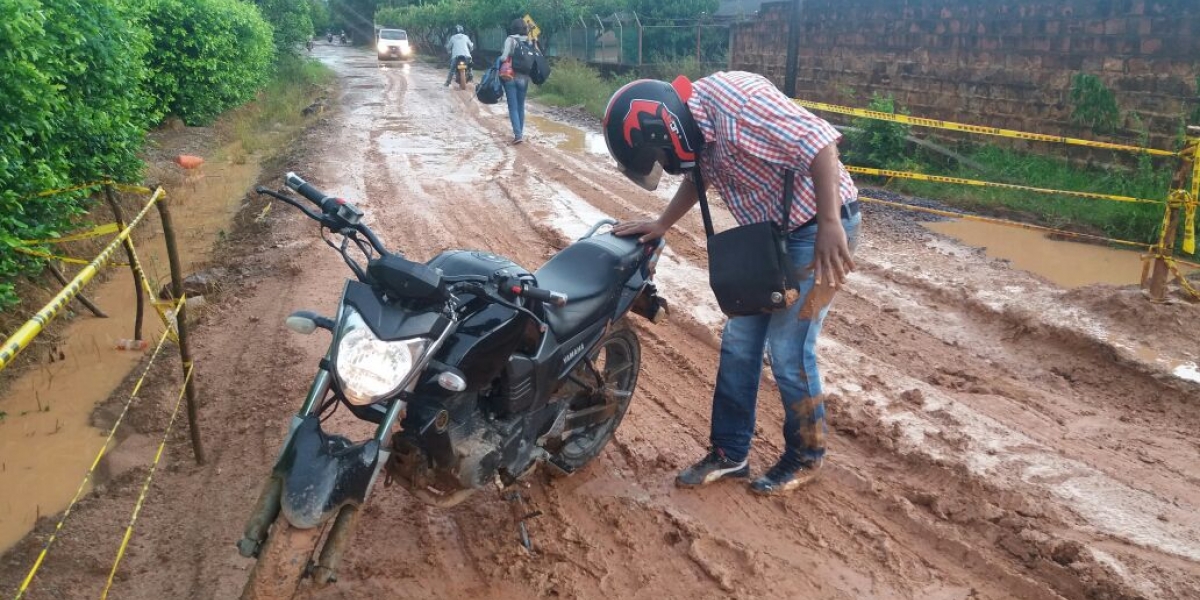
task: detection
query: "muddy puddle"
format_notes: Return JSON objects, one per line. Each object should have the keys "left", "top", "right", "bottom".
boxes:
{"left": 0, "top": 147, "right": 260, "bottom": 551}
{"left": 528, "top": 116, "right": 607, "bottom": 155}
{"left": 926, "top": 218, "right": 1197, "bottom": 288}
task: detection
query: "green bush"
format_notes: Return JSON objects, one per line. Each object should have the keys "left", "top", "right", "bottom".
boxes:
{"left": 844, "top": 93, "right": 913, "bottom": 170}
{"left": 529, "top": 59, "right": 632, "bottom": 118}
{"left": 144, "top": 0, "right": 274, "bottom": 125}
{"left": 1069, "top": 73, "right": 1120, "bottom": 134}
{"left": 257, "top": 0, "right": 315, "bottom": 56}
{"left": 0, "top": 0, "right": 152, "bottom": 310}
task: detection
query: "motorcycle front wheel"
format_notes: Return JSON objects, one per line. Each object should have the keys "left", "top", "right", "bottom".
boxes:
{"left": 240, "top": 518, "right": 322, "bottom": 600}
{"left": 550, "top": 319, "right": 640, "bottom": 472}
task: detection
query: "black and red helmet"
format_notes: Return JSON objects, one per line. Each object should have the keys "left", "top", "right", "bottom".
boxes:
{"left": 602, "top": 77, "right": 704, "bottom": 191}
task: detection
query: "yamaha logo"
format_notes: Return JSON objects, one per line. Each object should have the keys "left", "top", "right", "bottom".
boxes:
{"left": 563, "top": 343, "right": 586, "bottom": 363}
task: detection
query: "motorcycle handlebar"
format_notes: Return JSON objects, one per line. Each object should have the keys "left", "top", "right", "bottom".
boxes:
{"left": 510, "top": 284, "right": 568, "bottom": 307}
{"left": 285, "top": 172, "right": 337, "bottom": 212}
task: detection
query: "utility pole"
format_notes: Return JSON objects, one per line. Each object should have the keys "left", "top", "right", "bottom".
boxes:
{"left": 783, "top": 0, "right": 804, "bottom": 96}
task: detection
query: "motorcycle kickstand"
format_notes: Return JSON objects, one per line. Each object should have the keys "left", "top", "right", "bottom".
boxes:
{"left": 498, "top": 482, "right": 542, "bottom": 552}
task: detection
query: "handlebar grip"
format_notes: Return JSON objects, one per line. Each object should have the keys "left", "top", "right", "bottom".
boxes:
{"left": 285, "top": 172, "right": 330, "bottom": 208}
{"left": 513, "top": 285, "right": 568, "bottom": 307}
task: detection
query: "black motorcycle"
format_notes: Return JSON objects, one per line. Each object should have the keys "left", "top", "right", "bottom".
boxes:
{"left": 237, "top": 173, "right": 667, "bottom": 599}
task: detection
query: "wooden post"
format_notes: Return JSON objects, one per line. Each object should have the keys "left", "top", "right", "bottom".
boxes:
{"left": 46, "top": 263, "right": 107, "bottom": 318}
{"left": 1147, "top": 128, "right": 1198, "bottom": 301}
{"left": 104, "top": 184, "right": 146, "bottom": 341}
{"left": 155, "top": 190, "right": 206, "bottom": 465}
{"left": 1149, "top": 207, "right": 1182, "bottom": 301}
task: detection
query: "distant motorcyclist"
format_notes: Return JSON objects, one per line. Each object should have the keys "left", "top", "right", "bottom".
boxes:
{"left": 339, "top": 30, "right": 347, "bottom": 44}
{"left": 443, "top": 25, "right": 475, "bottom": 87}
{"left": 326, "top": 30, "right": 333, "bottom": 43}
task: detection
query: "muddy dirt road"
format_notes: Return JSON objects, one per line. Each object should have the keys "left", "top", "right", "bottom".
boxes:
{"left": 4, "top": 46, "right": 1199, "bottom": 599}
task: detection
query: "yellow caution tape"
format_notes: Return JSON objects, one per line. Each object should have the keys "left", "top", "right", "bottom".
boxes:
{"left": 30, "top": 180, "right": 153, "bottom": 199}
{"left": 0, "top": 187, "right": 164, "bottom": 373}
{"left": 125, "top": 236, "right": 181, "bottom": 341}
{"left": 1186, "top": 141, "right": 1200, "bottom": 254}
{"left": 857, "top": 192, "right": 1152, "bottom": 250}
{"left": 1183, "top": 200, "right": 1196, "bottom": 255}
{"left": 795, "top": 99, "right": 1179, "bottom": 157}
{"left": 13, "top": 245, "right": 130, "bottom": 268}
{"left": 18, "top": 223, "right": 121, "bottom": 246}
{"left": 32, "top": 181, "right": 110, "bottom": 199}
{"left": 12, "top": 328, "right": 174, "bottom": 600}
{"left": 100, "top": 363, "right": 194, "bottom": 600}
{"left": 12, "top": 246, "right": 94, "bottom": 266}
{"left": 847, "top": 165, "right": 1165, "bottom": 206}
{"left": 1169, "top": 258, "right": 1200, "bottom": 300}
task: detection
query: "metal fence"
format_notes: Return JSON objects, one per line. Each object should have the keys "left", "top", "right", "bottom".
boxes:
{"left": 479, "top": 13, "right": 737, "bottom": 69}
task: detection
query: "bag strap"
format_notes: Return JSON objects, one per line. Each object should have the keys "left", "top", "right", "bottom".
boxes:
{"left": 694, "top": 169, "right": 716, "bottom": 239}
{"left": 781, "top": 170, "right": 794, "bottom": 233}
{"left": 694, "top": 168, "right": 795, "bottom": 239}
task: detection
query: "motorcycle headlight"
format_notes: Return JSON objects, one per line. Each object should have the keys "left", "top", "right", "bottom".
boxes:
{"left": 334, "top": 309, "right": 428, "bottom": 406}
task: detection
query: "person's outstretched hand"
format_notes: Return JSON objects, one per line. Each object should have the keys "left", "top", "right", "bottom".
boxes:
{"left": 613, "top": 219, "right": 668, "bottom": 244}
{"left": 812, "top": 221, "right": 855, "bottom": 287}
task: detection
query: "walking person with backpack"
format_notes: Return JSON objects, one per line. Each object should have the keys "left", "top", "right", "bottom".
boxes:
{"left": 499, "top": 18, "right": 536, "bottom": 144}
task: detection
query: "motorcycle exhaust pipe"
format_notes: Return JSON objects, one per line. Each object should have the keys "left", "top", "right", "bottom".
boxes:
{"left": 236, "top": 477, "right": 283, "bottom": 558}
{"left": 311, "top": 505, "right": 361, "bottom": 585}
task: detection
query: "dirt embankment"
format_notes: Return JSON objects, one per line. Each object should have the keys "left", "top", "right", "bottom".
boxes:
{"left": 3, "top": 45, "right": 1198, "bottom": 600}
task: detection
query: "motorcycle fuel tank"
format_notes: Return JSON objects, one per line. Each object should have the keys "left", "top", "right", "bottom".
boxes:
{"left": 425, "top": 250, "right": 535, "bottom": 390}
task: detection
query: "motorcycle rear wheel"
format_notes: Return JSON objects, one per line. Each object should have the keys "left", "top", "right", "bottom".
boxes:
{"left": 550, "top": 320, "right": 640, "bottom": 472}
{"left": 240, "top": 518, "right": 322, "bottom": 600}
{"left": 457, "top": 69, "right": 467, "bottom": 90}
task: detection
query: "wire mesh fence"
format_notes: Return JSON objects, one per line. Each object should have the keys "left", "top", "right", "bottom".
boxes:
{"left": 478, "top": 13, "right": 737, "bottom": 69}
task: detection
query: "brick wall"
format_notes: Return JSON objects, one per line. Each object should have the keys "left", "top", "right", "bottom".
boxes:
{"left": 730, "top": 0, "right": 1200, "bottom": 151}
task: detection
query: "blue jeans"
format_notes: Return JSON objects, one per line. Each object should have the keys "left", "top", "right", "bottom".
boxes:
{"left": 710, "top": 210, "right": 862, "bottom": 469}
{"left": 502, "top": 76, "right": 528, "bottom": 140}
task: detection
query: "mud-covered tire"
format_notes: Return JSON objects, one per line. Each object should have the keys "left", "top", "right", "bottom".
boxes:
{"left": 240, "top": 519, "right": 322, "bottom": 600}
{"left": 457, "top": 69, "right": 467, "bottom": 90}
{"left": 550, "top": 320, "right": 640, "bottom": 473}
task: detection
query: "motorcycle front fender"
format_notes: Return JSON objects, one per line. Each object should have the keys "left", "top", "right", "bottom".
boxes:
{"left": 273, "top": 415, "right": 382, "bottom": 529}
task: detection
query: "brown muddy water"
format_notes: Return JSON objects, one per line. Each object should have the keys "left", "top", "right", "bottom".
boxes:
{"left": 527, "top": 116, "right": 608, "bottom": 155}
{"left": 0, "top": 148, "right": 260, "bottom": 551}
{"left": 926, "top": 218, "right": 1198, "bottom": 288}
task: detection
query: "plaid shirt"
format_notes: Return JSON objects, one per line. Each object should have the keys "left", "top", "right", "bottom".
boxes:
{"left": 689, "top": 71, "right": 858, "bottom": 228}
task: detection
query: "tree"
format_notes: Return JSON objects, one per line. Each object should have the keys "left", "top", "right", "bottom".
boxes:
{"left": 309, "top": 0, "right": 331, "bottom": 35}
{"left": 257, "top": 0, "right": 315, "bottom": 55}
{"left": 330, "top": 0, "right": 377, "bottom": 44}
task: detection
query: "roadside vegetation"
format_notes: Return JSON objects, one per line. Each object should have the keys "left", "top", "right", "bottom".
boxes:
{"left": 846, "top": 94, "right": 1185, "bottom": 246}
{"left": 0, "top": 0, "right": 326, "bottom": 310}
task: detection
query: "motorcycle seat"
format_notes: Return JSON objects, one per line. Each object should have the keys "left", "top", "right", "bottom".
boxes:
{"left": 534, "top": 233, "right": 643, "bottom": 340}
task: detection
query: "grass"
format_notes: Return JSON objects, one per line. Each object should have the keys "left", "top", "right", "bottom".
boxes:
{"left": 530, "top": 57, "right": 722, "bottom": 119}
{"left": 230, "top": 56, "right": 335, "bottom": 156}
{"left": 530, "top": 59, "right": 631, "bottom": 118}
{"left": 879, "top": 144, "right": 1179, "bottom": 245}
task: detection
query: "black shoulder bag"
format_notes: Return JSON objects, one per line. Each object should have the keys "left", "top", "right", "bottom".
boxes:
{"left": 696, "top": 169, "right": 796, "bottom": 317}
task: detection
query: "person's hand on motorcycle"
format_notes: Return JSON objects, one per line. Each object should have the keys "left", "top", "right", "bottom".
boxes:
{"left": 812, "top": 220, "right": 855, "bottom": 288}
{"left": 613, "top": 219, "right": 668, "bottom": 244}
